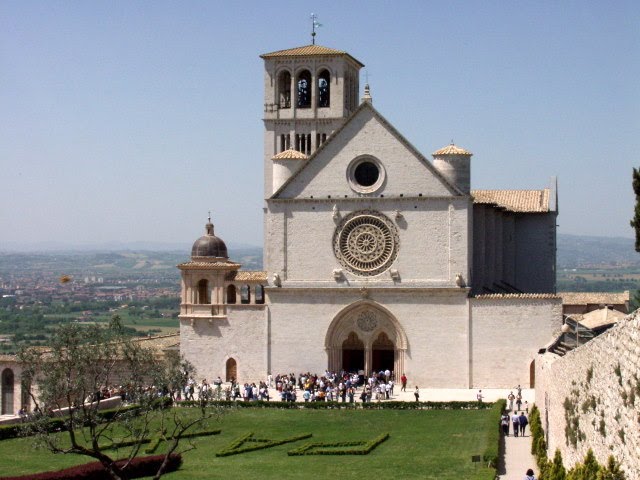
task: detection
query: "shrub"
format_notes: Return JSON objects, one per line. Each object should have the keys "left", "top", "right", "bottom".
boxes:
{"left": 0, "top": 453, "right": 182, "bottom": 480}
{"left": 482, "top": 399, "right": 505, "bottom": 468}
{"left": 287, "top": 433, "right": 389, "bottom": 456}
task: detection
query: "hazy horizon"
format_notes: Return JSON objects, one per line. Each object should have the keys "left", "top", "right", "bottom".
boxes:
{"left": 2, "top": 1, "right": 639, "bottom": 247}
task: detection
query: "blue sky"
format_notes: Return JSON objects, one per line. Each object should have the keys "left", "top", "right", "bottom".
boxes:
{"left": 2, "top": 1, "right": 639, "bottom": 249}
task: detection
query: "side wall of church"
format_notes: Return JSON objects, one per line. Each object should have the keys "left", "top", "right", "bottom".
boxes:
{"left": 0, "top": 361, "right": 25, "bottom": 416}
{"left": 267, "top": 289, "right": 471, "bottom": 387}
{"left": 470, "top": 297, "right": 562, "bottom": 388}
{"left": 535, "top": 312, "right": 640, "bottom": 478}
{"left": 180, "top": 306, "right": 267, "bottom": 383}
{"left": 514, "top": 213, "right": 557, "bottom": 293}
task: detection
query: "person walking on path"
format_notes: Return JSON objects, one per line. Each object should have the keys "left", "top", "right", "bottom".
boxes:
{"left": 400, "top": 374, "right": 407, "bottom": 392}
{"left": 508, "top": 391, "right": 515, "bottom": 410}
{"left": 414, "top": 385, "right": 420, "bottom": 402}
{"left": 519, "top": 412, "right": 529, "bottom": 436}
{"left": 501, "top": 411, "right": 510, "bottom": 436}
{"left": 511, "top": 411, "right": 520, "bottom": 437}
{"left": 476, "top": 389, "right": 484, "bottom": 403}
{"left": 524, "top": 468, "right": 536, "bottom": 480}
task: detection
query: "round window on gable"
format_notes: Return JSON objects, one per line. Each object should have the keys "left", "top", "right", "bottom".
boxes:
{"left": 347, "top": 156, "right": 385, "bottom": 194}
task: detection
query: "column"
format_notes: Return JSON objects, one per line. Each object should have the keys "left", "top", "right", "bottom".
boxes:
{"left": 364, "top": 346, "right": 372, "bottom": 376}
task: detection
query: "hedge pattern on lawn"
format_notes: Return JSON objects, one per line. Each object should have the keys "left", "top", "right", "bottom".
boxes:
{"left": 182, "top": 400, "right": 496, "bottom": 410}
{"left": 144, "top": 428, "right": 222, "bottom": 454}
{"left": 287, "top": 433, "right": 389, "bottom": 456}
{"left": 0, "top": 453, "right": 182, "bottom": 480}
{"left": 216, "top": 432, "right": 313, "bottom": 457}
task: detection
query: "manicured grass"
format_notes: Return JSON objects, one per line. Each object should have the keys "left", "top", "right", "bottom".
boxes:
{"left": 0, "top": 407, "right": 498, "bottom": 480}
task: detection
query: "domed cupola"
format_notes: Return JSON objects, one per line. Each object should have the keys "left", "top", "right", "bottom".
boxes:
{"left": 191, "top": 216, "right": 228, "bottom": 260}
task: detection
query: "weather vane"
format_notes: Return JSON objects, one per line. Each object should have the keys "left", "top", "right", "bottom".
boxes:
{"left": 310, "top": 13, "right": 322, "bottom": 45}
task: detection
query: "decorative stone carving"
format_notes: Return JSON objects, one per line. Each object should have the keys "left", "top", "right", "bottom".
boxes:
{"left": 333, "top": 210, "right": 399, "bottom": 276}
{"left": 272, "top": 273, "right": 281, "bottom": 287}
{"left": 332, "top": 268, "right": 343, "bottom": 280}
{"left": 359, "top": 287, "right": 369, "bottom": 298}
{"left": 332, "top": 204, "right": 340, "bottom": 221}
{"left": 356, "top": 310, "right": 378, "bottom": 332}
{"left": 455, "top": 273, "right": 465, "bottom": 287}
{"left": 390, "top": 269, "right": 400, "bottom": 280}
{"left": 394, "top": 210, "right": 403, "bottom": 221}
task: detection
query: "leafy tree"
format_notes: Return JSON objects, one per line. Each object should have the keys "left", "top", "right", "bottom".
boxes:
{"left": 631, "top": 167, "right": 640, "bottom": 251}
{"left": 19, "top": 316, "right": 215, "bottom": 480}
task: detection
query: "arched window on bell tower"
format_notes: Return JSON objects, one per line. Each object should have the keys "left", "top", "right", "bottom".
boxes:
{"left": 277, "top": 70, "right": 291, "bottom": 109}
{"left": 317, "top": 69, "right": 330, "bottom": 108}
{"left": 296, "top": 70, "right": 311, "bottom": 108}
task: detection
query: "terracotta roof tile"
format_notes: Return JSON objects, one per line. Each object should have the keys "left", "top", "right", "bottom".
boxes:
{"left": 272, "top": 149, "right": 308, "bottom": 160}
{"left": 225, "top": 271, "right": 268, "bottom": 282}
{"left": 178, "top": 261, "right": 240, "bottom": 270}
{"left": 260, "top": 44, "right": 364, "bottom": 67}
{"left": 432, "top": 144, "right": 473, "bottom": 156}
{"left": 472, "top": 189, "right": 550, "bottom": 213}
{"left": 579, "top": 308, "right": 626, "bottom": 329}
{"left": 560, "top": 291, "right": 630, "bottom": 306}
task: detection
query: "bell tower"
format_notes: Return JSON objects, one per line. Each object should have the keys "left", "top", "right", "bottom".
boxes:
{"left": 260, "top": 44, "right": 364, "bottom": 196}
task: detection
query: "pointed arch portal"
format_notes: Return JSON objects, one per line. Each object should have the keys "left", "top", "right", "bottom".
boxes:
{"left": 325, "top": 301, "right": 407, "bottom": 375}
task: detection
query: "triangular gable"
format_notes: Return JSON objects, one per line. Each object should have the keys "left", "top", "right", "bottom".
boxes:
{"left": 272, "top": 102, "right": 465, "bottom": 199}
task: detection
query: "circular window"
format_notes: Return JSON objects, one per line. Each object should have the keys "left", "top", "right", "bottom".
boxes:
{"left": 354, "top": 162, "right": 379, "bottom": 186}
{"left": 347, "top": 157, "right": 385, "bottom": 194}
{"left": 333, "top": 210, "right": 399, "bottom": 277}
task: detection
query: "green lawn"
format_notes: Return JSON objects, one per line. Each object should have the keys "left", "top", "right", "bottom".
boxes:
{"left": 0, "top": 407, "right": 498, "bottom": 480}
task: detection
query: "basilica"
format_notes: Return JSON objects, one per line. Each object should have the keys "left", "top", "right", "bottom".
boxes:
{"left": 178, "top": 44, "right": 561, "bottom": 389}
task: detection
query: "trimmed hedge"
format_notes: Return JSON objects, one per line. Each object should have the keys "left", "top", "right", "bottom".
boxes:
{"left": 482, "top": 399, "right": 506, "bottom": 468}
{"left": 216, "top": 432, "right": 312, "bottom": 457}
{"left": 180, "top": 399, "right": 497, "bottom": 410}
{"left": 0, "top": 453, "right": 182, "bottom": 480}
{"left": 0, "top": 418, "right": 66, "bottom": 441}
{"left": 287, "top": 433, "right": 389, "bottom": 456}
{"left": 144, "top": 428, "right": 221, "bottom": 454}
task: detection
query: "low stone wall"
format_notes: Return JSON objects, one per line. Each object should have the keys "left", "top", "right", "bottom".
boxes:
{"left": 535, "top": 310, "right": 640, "bottom": 479}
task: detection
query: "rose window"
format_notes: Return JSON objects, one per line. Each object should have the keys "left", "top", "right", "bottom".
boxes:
{"left": 333, "top": 211, "right": 399, "bottom": 276}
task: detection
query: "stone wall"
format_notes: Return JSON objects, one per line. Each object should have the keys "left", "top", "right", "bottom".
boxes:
{"left": 470, "top": 296, "right": 563, "bottom": 388}
{"left": 535, "top": 311, "right": 640, "bottom": 479}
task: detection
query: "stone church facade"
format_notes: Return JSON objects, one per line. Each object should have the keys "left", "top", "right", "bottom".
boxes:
{"left": 178, "top": 44, "right": 562, "bottom": 389}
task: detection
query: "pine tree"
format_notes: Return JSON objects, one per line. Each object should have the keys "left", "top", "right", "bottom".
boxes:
{"left": 547, "top": 449, "right": 567, "bottom": 480}
{"left": 597, "top": 456, "right": 626, "bottom": 480}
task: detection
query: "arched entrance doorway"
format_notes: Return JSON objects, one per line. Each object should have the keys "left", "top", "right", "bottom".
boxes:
{"left": 325, "top": 301, "right": 407, "bottom": 377}
{"left": 342, "top": 332, "right": 364, "bottom": 373}
{"left": 225, "top": 358, "right": 237, "bottom": 382}
{"left": 1, "top": 368, "right": 14, "bottom": 415}
{"left": 372, "top": 332, "right": 395, "bottom": 373}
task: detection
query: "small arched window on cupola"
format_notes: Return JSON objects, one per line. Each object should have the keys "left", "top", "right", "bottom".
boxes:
{"left": 196, "top": 279, "right": 209, "bottom": 304}
{"left": 278, "top": 70, "right": 291, "bottom": 109}
{"left": 255, "top": 285, "right": 265, "bottom": 304}
{"left": 296, "top": 70, "right": 312, "bottom": 108}
{"left": 240, "top": 285, "right": 251, "bottom": 304}
{"left": 317, "top": 69, "right": 330, "bottom": 107}
{"left": 226, "top": 285, "right": 237, "bottom": 304}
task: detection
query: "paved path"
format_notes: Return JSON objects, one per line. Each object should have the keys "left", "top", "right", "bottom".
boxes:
{"left": 497, "top": 410, "right": 538, "bottom": 480}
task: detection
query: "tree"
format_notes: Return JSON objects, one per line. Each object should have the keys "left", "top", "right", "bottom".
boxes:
{"left": 19, "top": 316, "right": 215, "bottom": 480}
{"left": 597, "top": 456, "right": 626, "bottom": 480}
{"left": 630, "top": 167, "right": 640, "bottom": 251}
{"left": 568, "top": 449, "right": 601, "bottom": 480}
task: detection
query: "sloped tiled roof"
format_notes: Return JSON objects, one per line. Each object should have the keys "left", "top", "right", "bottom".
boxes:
{"left": 260, "top": 45, "right": 364, "bottom": 67}
{"left": 132, "top": 333, "right": 181, "bottom": 352}
{"left": 225, "top": 271, "right": 268, "bottom": 282}
{"left": 474, "top": 293, "right": 560, "bottom": 299}
{"left": 472, "top": 189, "right": 550, "bottom": 213}
{"left": 433, "top": 144, "right": 473, "bottom": 156}
{"left": 560, "top": 291, "right": 630, "bottom": 306}
{"left": 579, "top": 307, "right": 626, "bottom": 330}
{"left": 272, "top": 149, "right": 308, "bottom": 160}
{"left": 177, "top": 261, "right": 240, "bottom": 270}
